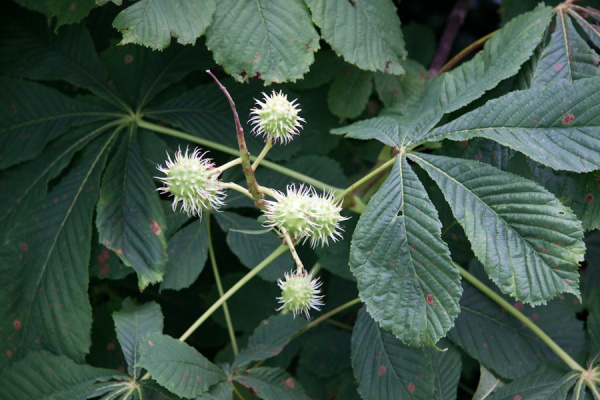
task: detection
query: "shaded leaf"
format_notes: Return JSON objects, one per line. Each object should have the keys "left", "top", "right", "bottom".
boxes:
{"left": 96, "top": 131, "right": 167, "bottom": 289}
{"left": 350, "top": 156, "right": 462, "bottom": 345}
{"left": 327, "top": 64, "right": 373, "bottom": 119}
{"left": 160, "top": 217, "right": 209, "bottom": 291}
{"left": 112, "top": 0, "right": 216, "bottom": 50}
{"left": 0, "top": 125, "right": 100, "bottom": 243}
{"left": 233, "top": 314, "right": 307, "bottom": 368}
{"left": 525, "top": 161, "right": 600, "bottom": 231}
{"left": 0, "top": 78, "right": 115, "bottom": 169}
{"left": 425, "top": 78, "right": 600, "bottom": 173}
{"left": 308, "top": 0, "right": 406, "bottom": 74}
{"left": 430, "top": 342, "right": 461, "bottom": 400}
{"left": 298, "top": 330, "right": 351, "bottom": 379}
{"left": 0, "top": 17, "right": 120, "bottom": 105}
{"left": 113, "top": 298, "right": 164, "bottom": 378}
{"left": 410, "top": 152, "right": 585, "bottom": 305}
{"left": 374, "top": 59, "right": 428, "bottom": 108}
{"left": 213, "top": 212, "right": 293, "bottom": 282}
{"left": 351, "top": 307, "right": 435, "bottom": 399}
{"left": 473, "top": 366, "right": 504, "bottom": 400}
{"left": 330, "top": 116, "right": 402, "bottom": 149}
{"left": 205, "top": 0, "right": 319, "bottom": 84}
{"left": 0, "top": 134, "right": 113, "bottom": 368}
{"left": 0, "top": 351, "right": 121, "bottom": 400}
{"left": 448, "top": 262, "right": 586, "bottom": 379}
{"left": 233, "top": 367, "right": 309, "bottom": 400}
{"left": 487, "top": 363, "right": 578, "bottom": 400}
{"left": 138, "top": 332, "right": 226, "bottom": 399}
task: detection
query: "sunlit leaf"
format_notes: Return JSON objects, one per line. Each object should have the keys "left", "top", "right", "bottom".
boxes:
{"left": 410, "top": 153, "right": 585, "bottom": 305}
{"left": 113, "top": 0, "right": 216, "bottom": 50}
{"left": 206, "top": 0, "right": 319, "bottom": 84}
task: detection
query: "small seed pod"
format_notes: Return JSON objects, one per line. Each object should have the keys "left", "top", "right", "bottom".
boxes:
{"left": 263, "top": 184, "right": 315, "bottom": 242}
{"left": 249, "top": 90, "right": 305, "bottom": 144}
{"left": 156, "top": 147, "right": 225, "bottom": 217}
{"left": 277, "top": 269, "right": 324, "bottom": 318}
{"left": 306, "top": 191, "right": 348, "bottom": 248}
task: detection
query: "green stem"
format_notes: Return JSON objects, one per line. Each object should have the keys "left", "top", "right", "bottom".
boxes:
{"left": 207, "top": 218, "right": 239, "bottom": 356}
{"left": 178, "top": 245, "right": 288, "bottom": 342}
{"left": 252, "top": 138, "right": 273, "bottom": 171}
{"left": 457, "top": 264, "right": 585, "bottom": 373}
{"left": 222, "top": 182, "right": 254, "bottom": 200}
{"left": 283, "top": 230, "right": 304, "bottom": 274}
{"left": 138, "top": 119, "right": 340, "bottom": 195}
{"left": 212, "top": 157, "right": 242, "bottom": 175}
{"left": 335, "top": 157, "right": 396, "bottom": 203}
{"left": 298, "top": 297, "right": 362, "bottom": 336}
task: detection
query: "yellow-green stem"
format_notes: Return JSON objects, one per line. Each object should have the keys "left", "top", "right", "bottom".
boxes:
{"left": 211, "top": 157, "right": 242, "bottom": 176}
{"left": 179, "top": 245, "right": 288, "bottom": 342}
{"left": 283, "top": 230, "right": 304, "bottom": 273}
{"left": 252, "top": 139, "right": 273, "bottom": 171}
{"left": 335, "top": 157, "right": 396, "bottom": 203}
{"left": 457, "top": 264, "right": 585, "bottom": 373}
{"left": 207, "top": 218, "right": 238, "bottom": 356}
{"left": 222, "top": 182, "right": 254, "bottom": 200}
{"left": 437, "top": 30, "right": 498, "bottom": 75}
{"left": 298, "top": 297, "right": 362, "bottom": 336}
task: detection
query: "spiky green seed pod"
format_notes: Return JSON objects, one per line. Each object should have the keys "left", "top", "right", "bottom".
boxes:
{"left": 156, "top": 148, "right": 225, "bottom": 217}
{"left": 249, "top": 90, "right": 305, "bottom": 144}
{"left": 277, "top": 270, "right": 324, "bottom": 318}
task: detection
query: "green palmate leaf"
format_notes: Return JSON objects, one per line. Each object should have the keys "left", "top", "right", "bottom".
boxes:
{"left": 0, "top": 17, "right": 122, "bottom": 106}
{"left": 425, "top": 78, "right": 600, "bottom": 173}
{"left": 393, "top": 5, "right": 552, "bottom": 149}
{"left": 213, "top": 212, "right": 293, "bottom": 282}
{"left": 308, "top": 0, "right": 406, "bottom": 75}
{"left": 525, "top": 161, "right": 600, "bottom": 231}
{"left": 449, "top": 269, "right": 585, "bottom": 379}
{"left": 441, "top": 137, "right": 514, "bottom": 171}
{"left": 113, "top": 298, "right": 164, "bottom": 378}
{"left": 327, "top": 64, "right": 373, "bottom": 119}
{"left": 0, "top": 125, "right": 101, "bottom": 244}
{"left": 530, "top": 11, "right": 600, "bottom": 87}
{"left": 486, "top": 363, "right": 578, "bottom": 400}
{"left": 0, "top": 78, "right": 115, "bottom": 169}
{"left": 160, "top": 217, "right": 209, "bottom": 291}
{"left": 410, "top": 153, "right": 585, "bottom": 305}
{"left": 351, "top": 307, "right": 435, "bottom": 399}
{"left": 431, "top": 342, "right": 461, "bottom": 400}
{"left": 96, "top": 131, "right": 167, "bottom": 289}
{"left": 138, "top": 332, "right": 226, "bottom": 399}
{"left": 350, "top": 156, "right": 462, "bottom": 345}
{"left": 233, "top": 314, "right": 307, "bottom": 368}
{"left": 0, "top": 134, "right": 114, "bottom": 369}
{"left": 569, "top": 6, "right": 600, "bottom": 50}
{"left": 112, "top": 0, "right": 216, "bottom": 50}
{"left": 205, "top": 0, "right": 319, "bottom": 84}
{"left": 233, "top": 367, "right": 309, "bottom": 400}
{"left": 0, "top": 351, "right": 121, "bottom": 400}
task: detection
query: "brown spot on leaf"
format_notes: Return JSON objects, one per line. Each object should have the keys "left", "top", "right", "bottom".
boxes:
{"left": 586, "top": 193, "right": 594, "bottom": 203}
{"left": 284, "top": 377, "right": 295, "bottom": 389}
{"left": 426, "top": 293, "right": 434, "bottom": 304}
{"left": 562, "top": 113, "right": 575, "bottom": 125}
{"left": 148, "top": 340, "right": 154, "bottom": 347}
{"left": 70, "top": 3, "right": 76, "bottom": 10}
{"left": 408, "top": 382, "right": 415, "bottom": 393}
{"left": 13, "top": 319, "right": 21, "bottom": 330}
{"left": 20, "top": 242, "right": 27, "bottom": 251}
{"left": 379, "top": 365, "right": 386, "bottom": 376}
{"left": 151, "top": 220, "right": 162, "bottom": 235}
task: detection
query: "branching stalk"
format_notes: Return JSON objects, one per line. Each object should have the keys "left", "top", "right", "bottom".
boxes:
{"left": 283, "top": 230, "right": 304, "bottom": 273}
{"left": 335, "top": 157, "right": 396, "bottom": 203}
{"left": 206, "top": 70, "right": 265, "bottom": 208}
{"left": 252, "top": 138, "right": 273, "bottom": 171}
